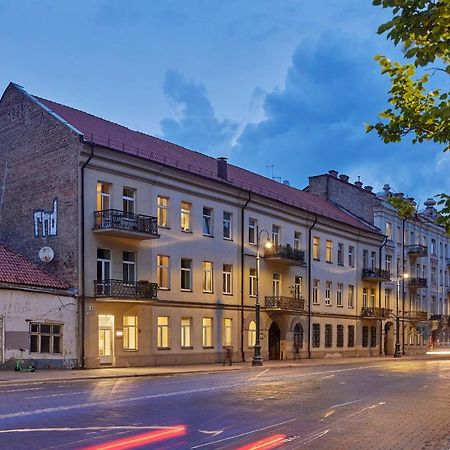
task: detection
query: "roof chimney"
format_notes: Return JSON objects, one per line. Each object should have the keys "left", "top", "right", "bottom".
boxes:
{"left": 217, "top": 157, "right": 228, "bottom": 181}
{"left": 328, "top": 170, "right": 338, "bottom": 178}
{"left": 339, "top": 174, "right": 349, "bottom": 182}
{"left": 354, "top": 180, "right": 363, "bottom": 188}
{"left": 383, "top": 184, "right": 391, "bottom": 195}
{"left": 364, "top": 185, "right": 373, "bottom": 192}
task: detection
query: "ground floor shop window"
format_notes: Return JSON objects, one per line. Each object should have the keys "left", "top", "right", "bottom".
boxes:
{"left": 123, "top": 316, "right": 138, "bottom": 350}
{"left": 362, "top": 326, "right": 369, "bottom": 348}
{"left": 30, "top": 323, "right": 62, "bottom": 354}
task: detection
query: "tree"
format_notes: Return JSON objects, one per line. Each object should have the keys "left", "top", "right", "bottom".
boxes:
{"left": 367, "top": 0, "right": 450, "bottom": 230}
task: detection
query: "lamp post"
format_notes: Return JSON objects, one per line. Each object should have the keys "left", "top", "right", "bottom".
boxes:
{"left": 394, "top": 272, "right": 409, "bottom": 357}
{"left": 252, "top": 227, "right": 272, "bottom": 367}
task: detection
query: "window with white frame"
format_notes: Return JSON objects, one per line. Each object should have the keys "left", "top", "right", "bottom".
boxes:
{"left": 123, "top": 251, "right": 136, "bottom": 282}
{"left": 337, "top": 283, "right": 343, "bottom": 307}
{"left": 157, "top": 316, "right": 169, "bottom": 348}
{"left": 337, "top": 243, "right": 344, "bottom": 265}
{"left": 97, "top": 248, "right": 111, "bottom": 281}
{"left": 223, "top": 318, "right": 232, "bottom": 347}
{"left": 348, "top": 285, "right": 354, "bottom": 308}
{"left": 223, "top": 264, "right": 232, "bottom": 294}
{"left": 248, "top": 218, "right": 256, "bottom": 244}
{"left": 223, "top": 212, "right": 232, "bottom": 239}
{"left": 202, "top": 207, "right": 213, "bottom": 236}
{"left": 385, "top": 289, "right": 391, "bottom": 310}
{"left": 123, "top": 187, "right": 135, "bottom": 214}
{"left": 313, "top": 279, "right": 320, "bottom": 304}
{"left": 325, "top": 281, "right": 332, "bottom": 305}
{"left": 96, "top": 181, "right": 111, "bottom": 211}
{"left": 202, "top": 261, "right": 213, "bottom": 293}
{"left": 272, "top": 225, "right": 280, "bottom": 246}
{"left": 363, "top": 250, "right": 369, "bottom": 269}
{"left": 385, "top": 254, "right": 392, "bottom": 272}
{"left": 181, "top": 201, "right": 192, "bottom": 232}
{"left": 123, "top": 316, "right": 138, "bottom": 351}
{"left": 248, "top": 320, "right": 256, "bottom": 347}
{"left": 370, "top": 288, "right": 376, "bottom": 306}
{"left": 181, "top": 317, "right": 192, "bottom": 348}
{"left": 202, "top": 318, "right": 213, "bottom": 347}
{"left": 326, "top": 240, "right": 333, "bottom": 263}
{"left": 386, "top": 222, "right": 393, "bottom": 240}
{"left": 30, "top": 323, "right": 62, "bottom": 354}
{"left": 181, "top": 259, "right": 192, "bottom": 291}
{"left": 348, "top": 246, "right": 354, "bottom": 267}
{"left": 157, "top": 196, "right": 169, "bottom": 227}
{"left": 294, "top": 275, "right": 302, "bottom": 298}
{"left": 249, "top": 268, "right": 257, "bottom": 297}
{"left": 272, "top": 272, "right": 281, "bottom": 296}
{"left": 313, "top": 237, "right": 320, "bottom": 260}
{"left": 294, "top": 231, "right": 302, "bottom": 250}
{"left": 157, "top": 255, "right": 170, "bottom": 290}
{"left": 362, "top": 288, "right": 368, "bottom": 307}
{"left": 371, "top": 251, "right": 376, "bottom": 269}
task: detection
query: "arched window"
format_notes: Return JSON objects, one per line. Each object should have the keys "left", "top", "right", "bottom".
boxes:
{"left": 248, "top": 320, "right": 256, "bottom": 347}
{"left": 294, "top": 323, "right": 303, "bottom": 350}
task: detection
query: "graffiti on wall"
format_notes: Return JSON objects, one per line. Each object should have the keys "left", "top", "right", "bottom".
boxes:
{"left": 33, "top": 198, "right": 57, "bottom": 238}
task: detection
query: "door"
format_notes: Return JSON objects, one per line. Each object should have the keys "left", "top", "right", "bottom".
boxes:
{"left": 98, "top": 315, "right": 114, "bottom": 365}
{"left": 384, "top": 322, "right": 394, "bottom": 356}
{"left": 0, "top": 317, "right": 3, "bottom": 364}
{"left": 269, "top": 322, "right": 281, "bottom": 360}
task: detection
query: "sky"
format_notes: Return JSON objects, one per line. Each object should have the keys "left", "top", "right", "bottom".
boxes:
{"left": 1, "top": 0, "right": 448, "bottom": 208}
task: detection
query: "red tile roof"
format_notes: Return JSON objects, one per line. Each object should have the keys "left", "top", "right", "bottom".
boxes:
{"left": 34, "top": 95, "right": 379, "bottom": 234}
{"left": 0, "top": 244, "right": 68, "bottom": 290}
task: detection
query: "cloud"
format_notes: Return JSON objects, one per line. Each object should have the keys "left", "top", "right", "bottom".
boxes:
{"left": 159, "top": 70, "right": 238, "bottom": 156}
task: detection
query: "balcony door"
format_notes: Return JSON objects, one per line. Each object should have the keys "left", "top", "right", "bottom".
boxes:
{"left": 98, "top": 315, "right": 114, "bottom": 365}
{"left": 97, "top": 249, "right": 111, "bottom": 296}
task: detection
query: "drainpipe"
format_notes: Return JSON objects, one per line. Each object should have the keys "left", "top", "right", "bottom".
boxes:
{"left": 240, "top": 192, "right": 251, "bottom": 362}
{"left": 402, "top": 217, "right": 407, "bottom": 355}
{"left": 378, "top": 235, "right": 388, "bottom": 356}
{"left": 80, "top": 142, "right": 94, "bottom": 369}
{"left": 307, "top": 214, "right": 318, "bottom": 359}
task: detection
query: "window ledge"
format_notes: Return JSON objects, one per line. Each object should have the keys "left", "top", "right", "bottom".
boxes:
{"left": 181, "top": 289, "right": 193, "bottom": 293}
{"left": 157, "top": 347, "right": 171, "bottom": 351}
{"left": 223, "top": 293, "right": 233, "bottom": 296}
{"left": 203, "top": 346, "right": 214, "bottom": 349}
{"left": 181, "top": 229, "right": 193, "bottom": 234}
{"left": 203, "top": 234, "right": 214, "bottom": 238}
{"left": 181, "top": 346, "right": 194, "bottom": 350}
{"left": 158, "top": 225, "right": 171, "bottom": 230}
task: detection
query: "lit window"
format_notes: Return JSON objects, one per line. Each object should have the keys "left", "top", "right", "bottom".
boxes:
{"left": 223, "top": 264, "right": 232, "bottom": 294}
{"left": 157, "top": 196, "right": 169, "bottom": 227}
{"left": 294, "top": 276, "right": 302, "bottom": 298}
{"left": 123, "top": 316, "right": 138, "bottom": 351}
{"left": 312, "top": 279, "right": 320, "bottom": 304}
{"left": 325, "top": 281, "right": 332, "bottom": 305}
{"left": 386, "top": 222, "right": 393, "bottom": 240}
{"left": 181, "top": 318, "right": 192, "bottom": 348}
{"left": 157, "top": 316, "right": 169, "bottom": 348}
{"left": 202, "top": 261, "right": 213, "bottom": 293}
{"left": 248, "top": 320, "right": 256, "bottom": 347}
{"left": 362, "top": 288, "right": 368, "bottom": 307}
{"left": 181, "top": 201, "right": 192, "bottom": 232}
{"left": 96, "top": 182, "right": 111, "bottom": 211}
{"left": 249, "top": 268, "right": 257, "bottom": 297}
{"left": 336, "top": 283, "right": 343, "bottom": 307}
{"left": 157, "top": 255, "right": 170, "bottom": 290}
{"left": 223, "top": 318, "right": 232, "bottom": 347}
{"left": 202, "top": 318, "right": 213, "bottom": 347}
{"left": 272, "top": 225, "right": 280, "bottom": 246}
{"left": 326, "top": 240, "right": 333, "bottom": 263}
{"left": 313, "top": 237, "right": 320, "bottom": 260}
{"left": 272, "top": 272, "right": 281, "bottom": 296}
{"left": 348, "top": 285, "right": 354, "bottom": 308}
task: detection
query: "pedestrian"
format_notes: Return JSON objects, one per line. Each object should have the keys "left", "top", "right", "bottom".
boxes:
{"left": 223, "top": 346, "right": 232, "bottom": 366}
{"left": 293, "top": 341, "right": 300, "bottom": 360}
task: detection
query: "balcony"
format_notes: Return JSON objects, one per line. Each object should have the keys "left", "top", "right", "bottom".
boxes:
{"left": 94, "top": 279, "right": 158, "bottom": 299}
{"left": 407, "top": 245, "right": 428, "bottom": 258}
{"left": 446, "top": 258, "right": 450, "bottom": 268}
{"left": 406, "top": 311, "right": 428, "bottom": 322}
{"left": 265, "top": 296, "right": 305, "bottom": 312}
{"left": 361, "top": 268, "right": 391, "bottom": 282}
{"left": 93, "top": 210, "right": 159, "bottom": 240}
{"left": 361, "top": 307, "right": 392, "bottom": 319}
{"left": 408, "top": 277, "right": 428, "bottom": 289}
{"left": 264, "top": 244, "right": 306, "bottom": 266}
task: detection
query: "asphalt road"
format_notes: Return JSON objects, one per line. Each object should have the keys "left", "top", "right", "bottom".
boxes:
{"left": 0, "top": 357, "right": 449, "bottom": 450}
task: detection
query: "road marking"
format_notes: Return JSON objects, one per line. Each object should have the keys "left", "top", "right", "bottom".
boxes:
{"left": 339, "top": 381, "right": 346, "bottom": 385}
{"left": 329, "top": 399, "right": 361, "bottom": 409}
{"left": 301, "top": 429, "right": 330, "bottom": 445}
{"left": 198, "top": 429, "right": 224, "bottom": 437}
{"left": 0, "top": 425, "right": 180, "bottom": 434}
{"left": 26, "top": 391, "right": 86, "bottom": 400}
{"left": 248, "top": 369, "right": 269, "bottom": 381}
{"left": 320, "top": 410, "right": 335, "bottom": 421}
{"left": 190, "top": 419, "right": 296, "bottom": 449}
{"left": 320, "top": 375, "right": 335, "bottom": 380}
{"left": 0, "top": 387, "right": 42, "bottom": 393}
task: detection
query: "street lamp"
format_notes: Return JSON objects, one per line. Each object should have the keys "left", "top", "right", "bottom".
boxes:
{"left": 252, "top": 227, "right": 272, "bottom": 367}
{"left": 394, "top": 272, "right": 409, "bottom": 358}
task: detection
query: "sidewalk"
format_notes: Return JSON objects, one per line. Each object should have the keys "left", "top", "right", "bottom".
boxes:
{"left": 1, "top": 354, "right": 439, "bottom": 386}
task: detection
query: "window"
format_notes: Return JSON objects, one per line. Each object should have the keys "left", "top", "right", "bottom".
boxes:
{"left": 337, "top": 325, "right": 344, "bottom": 348}
{"left": 431, "top": 239, "right": 436, "bottom": 255}
{"left": 248, "top": 321, "right": 256, "bottom": 347}
{"left": 385, "top": 255, "right": 392, "bottom": 272}
{"left": 181, "top": 318, "right": 192, "bottom": 348}
{"left": 294, "top": 276, "right": 302, "bottom": 299}
{"left": 223, "top": 212, "right": 232, "bottom": 239}
{"left": 157, "top": 316, "right": 169, "bottom": 348}
{"left": 362, "top": 288, "right": 368, "bottom": 307}
{"left": 313, "top": 279, "right": 320, "bottom": 304}
{"left": 294, "top": 231, "right": 302, "bottom": 250}
{"left": 223, "top": 318, "right": 232, "bottom": 347}
{"left": 371, "top": 251, "right": 376, "bottom": 269}
{"left": 385, "top": 289, "right": 391, "bottom": 310}
{"left": 370, "top": 288, "right": 376, "bottom": 307}
{"left": 202, "top": 207, "right": 213, "bottom": 236}
{"left": 325, "top": 281, "right": 332, "bottom": 305}
{"left": 337, "top": 283, "right": 343, "bottom": 307}
{"left": 223, "top": 264, "right": 232, "bottom": 294}
{"left": 348, "top": 246, "right": 354, "bottom": 267}
{"left": 249, "top": 269, "right": 257, "bottom": 297}
{"left": 202, "top": 261, "right": 213, "bottom": 293}
{"left": 30, "top": 323, "right": 61, "bottom": 353}
{"left": 348, "top": 285, "right": 354, "bottom": 308}
{"left": 272, "top": 225, "right": 280, "bottom": 246}
{"left": 312, "top": 324, "right": 320, "bottom": 348}
{"left": 386, "top": 222, "right": 393, "bottom": 240}
{"left": 181, "top": 201, "right": 192, "bottom": 232}
{"left": 123, "top": 251, "right": 136, "bottom": 282}
{"left": 363, "top": 250, "right": 369, "bottom": 269}
{"left": 326, "top": 240, "right": 333, "bottom": 263}
{"left": 370, "top": 326, "right": 377, "bottom": 348}
{"left": 272, "top": 273, "right": 281, "bottom": 296}
{"left": 202, "top": 318, "right": 213, "bottom": 347}
{"left": 157, "top": 196, "right": 169, "bottom": 227}
{"left": 325, "top": 324, "right": 332, "bottom": 348}
{"left": 97, "top": 248, "right": 111, "bottom": 281}
{"left": 337, "top": 243, "right": 344, "bottom": 265}
{"left": 397, "top": 225, "right": 402, "bottom": 244}
{"left": 123, "top": 187, "right": 135, "bottom": 214}
{"left": 96, "top": 182, "right": 111, "bottom": 211}
{"left": 248, "top": 218, "right": 256, "bottom": 244}
{"left": 348, "top": 325, "right": 355, "bottom": 347}
{"left": 123, "top": 316, "right": 138, "bottom": 351}
{"left": 181, "top": 259, "right": 192, "bottom": 291}
{"left": 157, "top": 255, "right": 170, "bottom": 290}
{"left": 313, "top": 237, "right": 320, "bottom": 260}
{"left": 294, "top": 323, "right": 304, "bottom": 349}
{"left": 362, "top": 326, "right": 369, "bottom": 347}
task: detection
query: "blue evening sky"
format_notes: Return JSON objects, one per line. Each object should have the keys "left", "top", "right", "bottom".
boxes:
{"left": 1, "top": 0, "right": 448, "bottom": 207}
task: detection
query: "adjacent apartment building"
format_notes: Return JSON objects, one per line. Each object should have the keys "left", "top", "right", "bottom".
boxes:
{"left": 1, "top": 82, "right": 439, "bottom": 368}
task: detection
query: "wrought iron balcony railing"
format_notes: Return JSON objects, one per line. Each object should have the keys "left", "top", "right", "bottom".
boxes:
{"left": 361, "top": 268, "right": 391, "bottom": 282}
{"left": 407, "top": 245, "right": 428, "bottom": 257}
{"left": 265, "top": 296, "right": 305, "bottom": 312}
{"left": 94, "top": 279, "right": 158, "bottom": 299}
{"left": 406, "top": 311, "right": 428, "bottom": 321}
{"left": 361, "top": 307, "right": 392, "bottom": 319}
{"left": 408, "top": 277, "right": 428, "bottom": 288}
{"left": 93, "top": 209, "right": 159, "bottom": 238}
{"left": 264, "top": 244, "right": 306, "bottom": 266}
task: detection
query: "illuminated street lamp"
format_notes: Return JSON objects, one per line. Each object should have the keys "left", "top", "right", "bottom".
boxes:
{"left": 394, "top": 272, "right": 409, "bottom": 358}
{"left": 252, "top": 227, "right": 272, "bottom": 367}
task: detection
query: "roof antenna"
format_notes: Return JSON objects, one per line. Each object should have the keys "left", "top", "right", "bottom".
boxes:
{"left": 267, "top": 164, "right": 281, "bottom": 182}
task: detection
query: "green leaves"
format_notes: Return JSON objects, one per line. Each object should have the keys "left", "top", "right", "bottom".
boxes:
{"left": 387, "top": 196, "right": 416, "bottom": 219}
